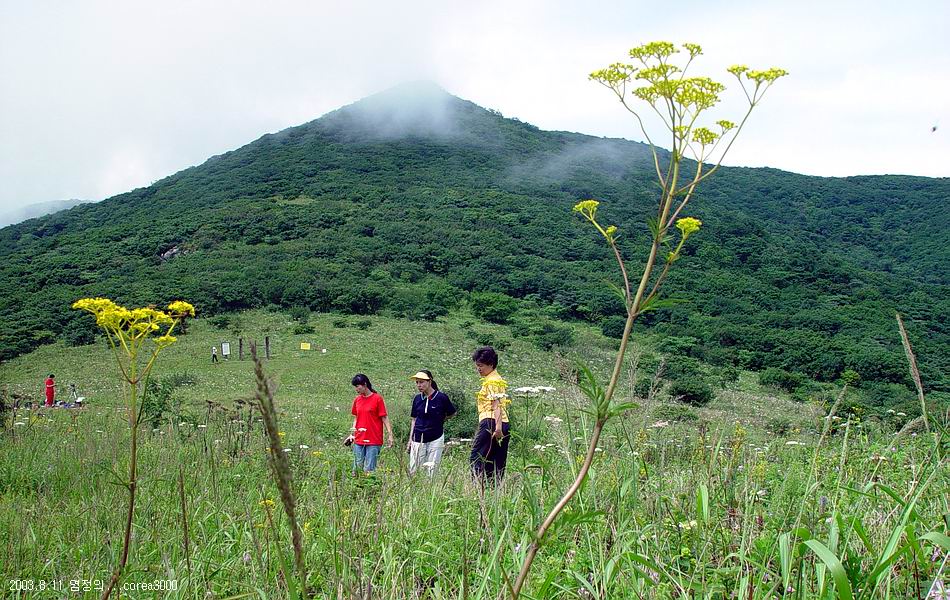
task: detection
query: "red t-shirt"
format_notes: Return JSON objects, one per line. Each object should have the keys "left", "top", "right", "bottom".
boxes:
{"left": 351, "top": 392, "right": 387, "bottom": 446}
{"left": 45, "top": 378, "right": 55, "bottom": 402}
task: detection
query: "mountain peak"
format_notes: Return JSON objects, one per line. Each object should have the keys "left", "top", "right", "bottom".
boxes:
{"left": 318, "top": 81, "right": 481, "bottom": 141}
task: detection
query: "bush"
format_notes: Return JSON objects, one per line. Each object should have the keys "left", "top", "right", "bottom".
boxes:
{"left": 714, "top": 365, "right": 741, "bottom": 388}
{"left": 389, "top": 285, "right": 451, "bottom": 321}
{"left": 292, "top": 324, "right": 315, "bottom": 334}
{"left": 470, "top": 292, "right": 520, "bottom": 324}
{"left": 668, "top": 378, "right": 715, "bottom": 407}
{"left": 766, "top": 416, "right": 793, "bottom": 435}
{"left": 442, "top": 386, "right": 477, "bottom": 441}
{"left": 600, "top": 315, "right": 626, "bottom": 339}
{"left": 208, "top": 314, "right": 231, "bottom": 329}
{"left": 759, "top": 367, "right": 805, "bottom": 393}
{"left": 664, "top": 336, "right": 699, "bottom": 356}
{"left": 333, "top": 288, "right": 385, "bottom": 315}
{"left": 332, "top": 317, "right": 349, "bottom": 328}
{"left": 354, "top": 319, "right": 372, "bottom": 331}
{"left": 633, "top": 377, "right": 655, "bottom": 399}
{"left": 663, "top": 356, "right": 705, "bottom": 381}
{"left": 467, "top": 325, "right": 512, "bottom": 351}
{"left": 510, "top": 313, "right": 575, "bottom": 350}
{"left": 289, "top": 306, "right": 310, "bottom": 323}
{"left": 653, "top": 403, "right": 699, "bottom": 423}
{"left": 163, "top": 371, "right": 198, "bottom": 388}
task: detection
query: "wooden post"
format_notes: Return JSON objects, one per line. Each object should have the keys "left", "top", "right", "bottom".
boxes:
{"left": 265, "top": 336, "right": 270, "bottom": 359}
{"left": 239, "top": 338, "right": 243, "bottom": 361}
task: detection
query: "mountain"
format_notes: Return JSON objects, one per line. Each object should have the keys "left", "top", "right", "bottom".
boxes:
{"left": 0, "top": 82, "right": 947, "bottom": 396}
{"left": 0, "top": 198, "right": 93, "bottom": 228}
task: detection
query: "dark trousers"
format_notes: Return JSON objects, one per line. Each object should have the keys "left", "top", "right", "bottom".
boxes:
{"left": 470, "top": 419, "right": 510, "bottom": 483}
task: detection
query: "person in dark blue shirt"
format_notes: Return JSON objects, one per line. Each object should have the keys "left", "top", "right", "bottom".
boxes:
{"left": 407, "top": 370, "right": 457, "bottom": 476}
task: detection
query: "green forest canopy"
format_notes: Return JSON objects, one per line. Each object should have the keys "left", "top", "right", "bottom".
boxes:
{"left": 1, "top": 83, "right": 947, "bottom": 396}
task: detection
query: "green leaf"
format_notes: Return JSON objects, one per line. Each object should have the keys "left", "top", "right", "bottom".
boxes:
{"left": 575, "top": 361, "right": 607, "bottom": 418}
{"left": 637, "top": 296, "right": 684, "bottom": 315}
{"left": 607, "top": 402, "right": 639, "bottom": 419}
{"left": 778, "top": 533, "right": 793, "bottom": 591}
{"left": 921, "top": 531, "right": 950, "bottom": 552}
{"left": 803, "top": 539, "right": 853, "bottom": 600}
{"left": 696, "top": 484, "right": 709, "bottom": 524}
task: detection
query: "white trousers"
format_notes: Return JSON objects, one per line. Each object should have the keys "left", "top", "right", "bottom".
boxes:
{"left": 408, "top": 435, "right": 445, "bottom": 476}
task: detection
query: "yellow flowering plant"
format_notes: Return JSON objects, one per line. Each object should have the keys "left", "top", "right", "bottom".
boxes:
{"left": 511, "top": 43, "right": 785, "bottom": 598}
{"left": 72, "top": 297, "right": 194, "bottom": 599}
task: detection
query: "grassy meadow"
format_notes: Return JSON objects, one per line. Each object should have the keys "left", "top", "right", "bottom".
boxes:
{"left": 1, "top": 311, "right": 947, "bottom": 599}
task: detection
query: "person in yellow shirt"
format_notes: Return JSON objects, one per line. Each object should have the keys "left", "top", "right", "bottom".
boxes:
{"left": 469, "top": 347, "right": 510, "bottom": 484}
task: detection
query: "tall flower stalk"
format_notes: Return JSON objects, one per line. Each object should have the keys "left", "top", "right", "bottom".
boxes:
{"left": 72, "top": 297, "right": 195, "bottom": 599}
{"left": 510, "top": 42, "right": 786, "bottom": 597}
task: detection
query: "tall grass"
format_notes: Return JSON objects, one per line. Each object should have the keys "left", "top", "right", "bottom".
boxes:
{"left": 1, "top": 312, "right": 946, "bottom": 598}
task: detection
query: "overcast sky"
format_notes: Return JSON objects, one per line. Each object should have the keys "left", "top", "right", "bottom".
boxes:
{"left": 1, "top": 0, "right": 947, "bottom": 214}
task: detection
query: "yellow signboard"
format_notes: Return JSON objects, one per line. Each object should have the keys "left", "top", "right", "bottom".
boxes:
{"left": 300, "top": 342, "right": 311, "bottom": 350}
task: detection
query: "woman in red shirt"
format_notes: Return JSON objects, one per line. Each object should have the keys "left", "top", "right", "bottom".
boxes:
{"left": 45, "top": 374, "right": 56, "bottom": 407}
{"left": 347, "top": 374, "right": 394, "bottom": 473}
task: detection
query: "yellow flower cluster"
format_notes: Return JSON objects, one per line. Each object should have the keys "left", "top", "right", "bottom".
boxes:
{"left": 675, "top": 217, "right": 702, "bottom": 239}
{"left": 573, "top": 199, "right": 620, "bottom": 244}
{"left": 572, "top": 199, "right": 599, "bottom": 220}
{"left": 729, "top": 64, "right": 789, "bottom": 84}
{"left": 72, "top": 297, "right": 195, "bottom": 357}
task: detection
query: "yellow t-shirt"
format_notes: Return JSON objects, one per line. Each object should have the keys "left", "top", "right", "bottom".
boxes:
{"left": 476, "top": 370, "right": 510, "bottom": 422}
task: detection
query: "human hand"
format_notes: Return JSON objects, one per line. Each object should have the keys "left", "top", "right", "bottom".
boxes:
{"left": 492, "top": 428, "right": 504, "bottom": 440}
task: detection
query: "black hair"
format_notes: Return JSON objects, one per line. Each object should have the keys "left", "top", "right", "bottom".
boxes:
{"left": 471, "top": 347, "right": 498, "bottom": 369}
{"left": 419, "top": 369, "right": 439, "bottom": 391}
{"left": 351, "top": 373, "right": 376, "bottom": 393}
{"left": 48, "top": 373, "right": 55, "bottom": 378}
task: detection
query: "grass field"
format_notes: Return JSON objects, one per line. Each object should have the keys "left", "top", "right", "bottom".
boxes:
{"left": 1, "top": 311, "right": 947, "bottom": 599}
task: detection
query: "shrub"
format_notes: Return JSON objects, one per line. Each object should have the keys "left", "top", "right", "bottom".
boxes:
{"left": 354, "top": 319, "right": 372, "bottom": 331}
{"left": 759, "top": 367, "right": 805, "bottom": 393}
{"left": 332, "top": 317, "right": 349, "bottom": 328}
{"left": 442, "top": 386, "right": 478, "bottom": 441}
{"left": 653, "top": 403, "right": 699, "bottom": 423}
{"left": 633, "top": 377, "right": 655, "bottom": 399}
{"left": 663, "top": 356, "right": 705, "bottom": 381}
{"left": 668, "top": 378, "right": 715, "bottom": 407}
{"left": 208, "top": 314, "right": 231, "bottom": 329}
{"left": 510, "top": 313, "right": 575, "bottom": 350}
{"left": 333, "top": 288, "right": 385, "bottom": 315}
{"left": 470, "top": 292, "right": 520, "bottom": 324}
{"left": 714, "top": 365, "right": 741, "bottom": 388}
{"left": 467, "top": 325, "right": 512, "bottom": 350}
{"left": 289, "top": 306, "right": 310, "bottom": 323}
{"left": 600, "top": 315, "right": 626, "bottom": 339}
{"left": 766, "top": 416, "right": 793, "bottom": 435}
{"left": 163, "top": 371, "right": 198, "bottom": 388}
{"left": 292, "top": 324, "right": 315, "bottom": 334}
{"left": 664, "top": 336, "right": 699, "bottom": 356}
{"left": 388, "top": 285, "right": 450, "bottom": 321}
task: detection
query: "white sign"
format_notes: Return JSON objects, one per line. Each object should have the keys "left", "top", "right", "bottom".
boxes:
{"left": 221, "top": 342, "right": 231, "bottom": 357}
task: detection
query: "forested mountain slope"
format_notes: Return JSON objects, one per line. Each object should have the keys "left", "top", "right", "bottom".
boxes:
{"left": 1, "top": 83, "right": 946, "bottom": 392}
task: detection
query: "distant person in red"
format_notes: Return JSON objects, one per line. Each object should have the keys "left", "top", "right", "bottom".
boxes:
{"left": 44, "top": 373, "right": 55, "bottom": 406}
{"left": 346, "top": 374, "right": 394, "bottom": 474}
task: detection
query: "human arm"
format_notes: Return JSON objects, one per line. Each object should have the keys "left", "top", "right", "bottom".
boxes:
{"left": 382, "top": 416, "right": 394, "bottom": 448}
{"left": 407, "top": 417, "right": 416, "bottom": 452}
